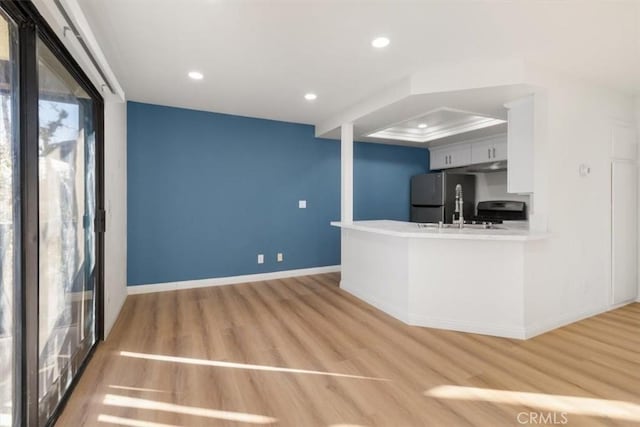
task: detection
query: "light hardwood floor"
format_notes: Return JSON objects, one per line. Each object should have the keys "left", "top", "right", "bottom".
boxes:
{"left": 57, "top": 273, "right": 640, "bottom": 427}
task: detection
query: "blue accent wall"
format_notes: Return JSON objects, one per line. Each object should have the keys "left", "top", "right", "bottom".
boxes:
{"left": 354, "top": 142, "right": 428, "bottom": 221}
{"left": 127, "top": 102, "right": 428, "bottom": 285}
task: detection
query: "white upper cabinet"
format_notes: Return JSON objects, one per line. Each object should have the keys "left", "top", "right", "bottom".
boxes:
{"left": 470, "top": 136, "right": 507, "bottom": 164}
{"left": 430, "top": 142, "right": 472, "bottom": 169}
{"left": 430, "top": 135, "right": 506, "bottom": 170}
{"left": 505, "top": 96, "right": 535, "bottom": 194}
{"left": 447, "top": 144, "right": 472, "bottom": 167}
{"left": 429, "top": 148, "right": 448, "bottom": 170}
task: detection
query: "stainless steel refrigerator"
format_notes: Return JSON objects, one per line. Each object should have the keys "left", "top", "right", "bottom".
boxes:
{"left": 410, "top": 172, "right": 476, "bottom": 223}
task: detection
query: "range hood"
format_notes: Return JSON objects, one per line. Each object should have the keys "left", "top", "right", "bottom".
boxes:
{"left": 451, "top": 160, "right": 507, "bottom": 173}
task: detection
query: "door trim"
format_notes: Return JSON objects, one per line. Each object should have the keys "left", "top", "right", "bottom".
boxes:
{"left": 610, "top": 158, "right": 638, "bottom": 306}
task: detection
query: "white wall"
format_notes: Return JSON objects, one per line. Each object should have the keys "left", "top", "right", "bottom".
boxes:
{"left": 522, "top": 69, "right": 636, "bottom": 334}
{"left": 103, "top": 101, "right": 127, "bottom": 336}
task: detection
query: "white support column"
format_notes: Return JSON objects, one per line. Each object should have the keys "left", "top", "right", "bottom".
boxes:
{"left": 341, "top": 123, "right": 354, "bottom": 223}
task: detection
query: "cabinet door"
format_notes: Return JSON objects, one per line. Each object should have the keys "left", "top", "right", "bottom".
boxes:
{"left": 491, "top": 140, "right": 508, "bottom": 161}
{"left": 470, "top": 138, "right": 507, "bottom": 164}
{"left": 430, "top": 144, "right": 472, "bottom": 169}
{"left": 471, "top": 140, "right": 494, "bottom": 164}
{"left": 611, "top": 160, "right": 638, "bottom": 304}
{"left": 448, "top": 145, "right": 471, "bottom": 167}
{"left": 430, "top": 148, "right": 448, "bottom": 170}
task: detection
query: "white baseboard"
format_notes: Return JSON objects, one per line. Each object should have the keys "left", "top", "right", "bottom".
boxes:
{"left": 340, "top": 280, "right": 409, "bottom": 323}
{"left": 525, "top": 299, "right": 640, "bottom": 339}
{"left": 609, "top": 300, "right": 636, "bottom": 310}
{"left": 408, "top": 313, "right": 527, "bottom": 339}
{"left": 523, "top": 305, "right": 609, "bottom": 339}
{"left": 342, "top": 280, "right": 524, "bottom": 338}
{"left": 341, "top": 282, "right": 626, "bottom": 340}
{"left": 127, "top": 265, "right": 341, "bottom": 295}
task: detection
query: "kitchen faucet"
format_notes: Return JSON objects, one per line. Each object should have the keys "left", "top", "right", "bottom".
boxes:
{"left": 454, "top": 184, "right": 464, "bottom": 228}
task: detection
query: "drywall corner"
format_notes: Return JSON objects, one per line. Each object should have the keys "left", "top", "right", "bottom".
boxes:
{"left": 103, "top": 99, "right": 127, "bottom": 337}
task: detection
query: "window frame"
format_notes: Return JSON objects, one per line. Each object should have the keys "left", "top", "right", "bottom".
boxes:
{"left": 0, "top": 2, "right": 105, "bottom": 426}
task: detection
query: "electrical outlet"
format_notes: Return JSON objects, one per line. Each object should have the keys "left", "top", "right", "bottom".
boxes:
{"left": 298, "top": 200, "right": 306, "bottom": 209}
{"left": 277, "top": 253, "right": 283, "bottom": 262}
{"left": 257, "top": 254, "right": 264, "bottom": 264}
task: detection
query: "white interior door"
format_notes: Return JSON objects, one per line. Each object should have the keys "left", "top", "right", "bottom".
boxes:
{"left": 611, "top": 160, "right": 638, "bottom": 305}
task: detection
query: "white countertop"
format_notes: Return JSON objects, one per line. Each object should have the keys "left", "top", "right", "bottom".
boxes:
{"left": 331, "top": 220, "right": 549, "bottom": 241}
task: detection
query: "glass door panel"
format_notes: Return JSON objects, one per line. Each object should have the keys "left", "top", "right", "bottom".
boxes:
{"left": 0, "top": 10, "right": 17, "bottom": 427}
{"left": 37, "top": 37, "right": 96, "bottom": 424}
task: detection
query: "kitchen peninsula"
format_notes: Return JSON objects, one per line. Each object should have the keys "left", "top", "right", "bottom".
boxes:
{"left": 331, "top": 220, "right": 549, "bottom": 339}
{"left": 321, "top": 64, "right": 637, "bottom": 342}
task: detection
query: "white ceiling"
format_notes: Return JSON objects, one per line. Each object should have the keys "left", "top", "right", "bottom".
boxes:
{"left": 78, "top": 0, "right": 640, "bottom": 127}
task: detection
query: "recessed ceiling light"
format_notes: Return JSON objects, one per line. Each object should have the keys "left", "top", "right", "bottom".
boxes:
{"left": 371, "top": 36, "right": 390, "bottom": 48}
{"left": 418, "top": 123, "right": 428, "bottom": 129}
{"left": 304, "top": 93, "right": 317, "bottom": 101}
{"left": 188, "top": 71, "right": 203, "bottom": 80}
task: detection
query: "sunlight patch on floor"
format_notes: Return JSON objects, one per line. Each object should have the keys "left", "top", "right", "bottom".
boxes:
{"left": 109, "top": 385, "right": 168, "bottom": 394}
{"left": 426, "top": 385, "right": 640, "bottom": 421}
{"left": 119, "top": 351, "right": 389, "bottom": 381}
{"left": 97, "top": 414, "right": 180, "bottom": 427}
{"left": 103, "top": 394, "right": 278, "bottom": 424}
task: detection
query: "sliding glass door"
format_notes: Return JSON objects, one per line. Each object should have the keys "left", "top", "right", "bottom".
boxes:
{"left": 36, "top": 37, "right": 97, "bottom": 424}
{"left": 0, "top": 10, "right": 18, "bottom": 427}
{"left": 0, "top": 2, "right": 104, "bottom": 426}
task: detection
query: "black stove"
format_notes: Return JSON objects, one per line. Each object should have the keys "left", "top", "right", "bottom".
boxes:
{"left": 470, "top": 200, "right": 527, "bottom": 223}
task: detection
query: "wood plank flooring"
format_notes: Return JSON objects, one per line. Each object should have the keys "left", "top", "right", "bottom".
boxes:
{"left": 56, "top": 273, "right": 640, "bottom": 426}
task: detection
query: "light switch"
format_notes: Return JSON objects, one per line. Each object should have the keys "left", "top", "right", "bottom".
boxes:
{"left": 298, "top": 200, "right": 307, "bottom": 209}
